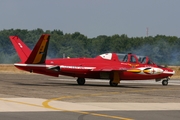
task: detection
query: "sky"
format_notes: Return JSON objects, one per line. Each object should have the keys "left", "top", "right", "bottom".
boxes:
{"left": 0, "top": 0, "right": 180, "bottom": 38}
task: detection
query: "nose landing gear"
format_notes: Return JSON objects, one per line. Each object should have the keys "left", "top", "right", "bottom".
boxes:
{"left": 156, "top": 77, "right": 170, "bottom": 86}
{"left": 162, "top": 78, "right": 169, "bottom": 86}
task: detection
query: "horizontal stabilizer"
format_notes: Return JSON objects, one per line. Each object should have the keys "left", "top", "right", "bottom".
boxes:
{"left": 47, "top": 66, "right": 60, "bottom": 71}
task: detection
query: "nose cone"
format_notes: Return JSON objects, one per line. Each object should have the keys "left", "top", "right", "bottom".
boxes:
{"left": 163, "top": 68, "right": 175, "bottom": 75}
{"left": 172, "top": 70, "right": 175, "bottom": 75}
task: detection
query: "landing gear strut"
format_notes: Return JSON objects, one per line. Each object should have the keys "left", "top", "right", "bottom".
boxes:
{"left": 109, "top": 79, "right": 118, "bottom": 87}
{"left": 162, "top": 78, "right": 169, "bottom": 86}
{"left": 109, "top": 71, "right": 120, "bottom": 87}
{"left": 77, "top": 78, "right": 85, "bottom": 85}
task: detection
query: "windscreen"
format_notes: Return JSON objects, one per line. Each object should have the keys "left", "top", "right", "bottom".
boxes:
{"left": 116, "top": 54, "right": 127, "bottom": 62}
{"left": 136, "top": 55, "right": 146, "bottom": 63}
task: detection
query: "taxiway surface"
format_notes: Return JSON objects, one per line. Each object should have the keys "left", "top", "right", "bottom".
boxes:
{"left": 0, "top": 73, "right": 180, "bottom": 120}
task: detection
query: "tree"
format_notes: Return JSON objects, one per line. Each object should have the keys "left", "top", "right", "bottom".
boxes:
{"left": 0, "top": 29, "right": 180, "bottom": 65}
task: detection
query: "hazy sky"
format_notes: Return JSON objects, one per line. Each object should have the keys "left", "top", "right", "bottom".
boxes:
{"left": 0, "top": 0, "right": 180, "bottom": 38}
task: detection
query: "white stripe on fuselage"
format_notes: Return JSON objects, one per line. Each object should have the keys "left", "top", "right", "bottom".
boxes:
{"left": 14, "top": 63, "right": 96, "bottom": 70}
{"left": 60, "top": 65, "right": 95, "bottom": 70}
{"left": 14, "top": 63, "right": 53, "bottom": 67}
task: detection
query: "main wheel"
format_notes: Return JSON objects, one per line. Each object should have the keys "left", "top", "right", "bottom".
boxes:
{"left": 77, "top": 78, "right": 85, "bottom": 85}
{"left": 162, "top": 80, "right": 168, "bottom": 86}
{"left": 109, "top": 79, "right": 118, "bottom": 87}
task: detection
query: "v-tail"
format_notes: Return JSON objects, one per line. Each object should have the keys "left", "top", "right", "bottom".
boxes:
{"left": 9, "top": 34, "right": 50, "bottom": 64}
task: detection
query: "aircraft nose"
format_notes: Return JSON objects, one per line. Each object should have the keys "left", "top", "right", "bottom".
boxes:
{"left": 172, "top": 70, "right": 175, "bottom": 75}
{"left": 169, "top": 68, "right": 175, "bottom": 75}
{"left": 163, "top": 68, "right": 175, "bottom": 75}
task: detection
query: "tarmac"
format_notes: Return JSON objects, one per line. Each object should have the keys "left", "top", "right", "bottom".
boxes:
{"left": 0, "top": 73, "right": 180, "bottom": 120}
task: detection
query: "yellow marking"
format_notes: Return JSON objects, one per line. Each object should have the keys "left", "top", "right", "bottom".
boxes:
{"left": 0, "top": 98, "right": 44, "bottom": 108}
{"left": 143, "top": 70, "right": 151, "bottom": 73}
{"left": 0, "top": 87, "right": 178, "bottom": 120}
{"left": 42, "top": 93, "right": 133, "bottom": 120}
{"left": 127, "top": 69, "right": 141, "bottom": 73}
{"left": 33, "top": 35, "right": 48, "bottom": 63}
{"left": 112, "top": 71, "right": 120, "bottom": 84}
{"left": 128, "top": 64, "right": 139, "bottom": 68}
{"left": 0, "top": 92, "right": 133, "bottom": 120}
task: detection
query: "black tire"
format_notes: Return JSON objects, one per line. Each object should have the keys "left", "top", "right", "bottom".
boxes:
{"left": 77, "top": 78, "right": 85, "bottom": 85}
{"left": 109, "top": 80, "right": 118, "bottom": 87}
{"left": 162, "top": 80, "right": 168, "bottom": 86}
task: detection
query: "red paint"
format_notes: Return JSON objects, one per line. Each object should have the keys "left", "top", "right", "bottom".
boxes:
{"left": 9, "top": 34, "right": 175, "bottom": 85}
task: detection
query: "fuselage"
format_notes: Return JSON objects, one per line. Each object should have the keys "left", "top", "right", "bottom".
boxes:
{"left": 10, "top": 34, "right": 175, "bottom": 86}
{"left": 14, "top": 53, "right": 175, "bottom": 80}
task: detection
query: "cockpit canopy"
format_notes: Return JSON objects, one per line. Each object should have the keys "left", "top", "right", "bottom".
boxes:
{"left": 99, "top": 53, "right": 155, "bottom": 65}
{"left": 117, "top": 53, "right": 155, "bottom": 65}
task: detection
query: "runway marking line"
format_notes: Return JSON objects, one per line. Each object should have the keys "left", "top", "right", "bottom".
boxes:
{"left": 1, "top": 87, "right": 176, "bottom": 119}
{"left": 0, "top": 92, "right": 133, "bottom": 120}
{"left": 42, "top": 92, "right": 133, "bottom": 120}
{"left": 0, "top": 98, "right": 43, "bottom": 108}
{"left": 41, "top": 87, "right": 179, "bottom": 120}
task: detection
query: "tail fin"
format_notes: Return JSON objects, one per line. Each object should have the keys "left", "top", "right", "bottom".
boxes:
{"left": 9, "top": 36, "right": 31, "bottom": 63}
{"left": 25, "top": 34, "right": 50, "bottom": 64}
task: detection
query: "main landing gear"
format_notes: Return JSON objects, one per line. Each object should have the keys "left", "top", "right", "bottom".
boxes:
{"left": 109, "top": 79, "right": 118, "bottom": 87}
{"left": 109, "top": 71, "right": 120, "bottom": 87}
{"left": 77, "top": 78, "right": 85, "bottom": 85}
{"left": 76, "top": 77, "right": 119, "bottom": 87}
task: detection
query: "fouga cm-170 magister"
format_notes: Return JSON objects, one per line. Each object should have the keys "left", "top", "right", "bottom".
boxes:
{"left": 9, "top": 34, "right": 175, "bottom": 86}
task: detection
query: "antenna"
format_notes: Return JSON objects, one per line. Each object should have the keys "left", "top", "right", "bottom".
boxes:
{"left": 146, "top": 27, "right": 149, "bottom": 37}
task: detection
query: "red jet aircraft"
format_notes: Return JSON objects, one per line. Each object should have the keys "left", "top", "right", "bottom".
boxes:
{"left": 9, "top": 34, "right": 175, "bottom": 86}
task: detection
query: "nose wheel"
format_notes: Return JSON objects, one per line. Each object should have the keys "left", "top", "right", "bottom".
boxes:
{"left": 162, "top": 78, "right": 169, "bottom": 86}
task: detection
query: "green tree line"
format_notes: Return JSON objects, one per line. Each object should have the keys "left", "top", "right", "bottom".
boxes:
{"left": 0, "top": 28, "right": 180, "bottom": 65}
